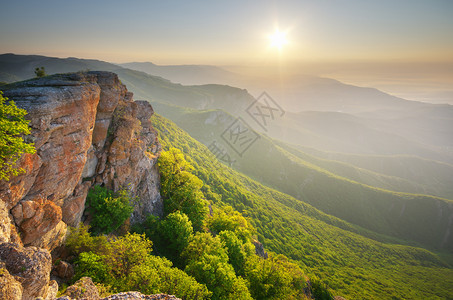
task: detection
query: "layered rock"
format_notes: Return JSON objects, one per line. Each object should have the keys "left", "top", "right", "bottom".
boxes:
{"left": 0, "top": 71, "right": 162, "bottom": 250}
{"left": 0, "top": 243, "right": 55, "bottom": 300}
{"left": 0, "top": 72, "right": 162, "bottom": 299}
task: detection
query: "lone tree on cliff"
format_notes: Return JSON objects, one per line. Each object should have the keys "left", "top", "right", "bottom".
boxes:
{"left": 34, "top": 66, "right": 46, "bottom": 78}
{"left": 0, "top": 91, "right": 36, "bottom": 181}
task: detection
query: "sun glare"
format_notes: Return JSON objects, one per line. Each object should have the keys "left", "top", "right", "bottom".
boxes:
{"left": 269, "top": 29, "right": 288, "bottom": 50}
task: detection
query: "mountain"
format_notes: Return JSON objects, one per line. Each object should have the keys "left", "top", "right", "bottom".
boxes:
{"left": 2, "top": 54, "right": 452, "bottom": 247}
{"left": 148, "top": 103, "right": 453, "bottom": 252}
{"left": 120, "top": 61, "right": 238, "bottom": 85}
{"left": 152, "top": 113, "right": 453, "bottom": 299}
{"left": 1, "top": 66, "right": 453, "bottom": 299}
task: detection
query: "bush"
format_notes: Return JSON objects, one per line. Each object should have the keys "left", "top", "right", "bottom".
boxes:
{"left": 244, "top": 253, "right": 307, "bottom": 300}
{"left": 159, "top": 211, "right": 193, "bottom": 267}
{"left": 86, "top": 186, "right": 134, "bottom": 234}
{"left": 34, "top": 67, "right": 46, "bottom": 78}
{"left": 158, "top": 148, "right": 208, "bottom": 230}
{"left": 67, "top": 227, "right": 211, "bottom": 299}
{"left": 206, "top": 205, "right": 254, "bottom": 243}
{"left": 183, "top": 232, "right": 253, "bottom": 300}
{"left": 0, "top": 91, "right": 36, "bottom": 181}
{"left": 311, "top": 277, "right": 334, "bottom": 300}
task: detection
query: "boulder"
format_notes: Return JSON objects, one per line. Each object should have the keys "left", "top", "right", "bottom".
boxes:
{"left": 52, "top": 260, "right": 74, "bottom": 279}
{"left": 62, "top": 276, "right": 100, "bottom": 300}
{"left": 0, "top": 242, "right": 52, "bottom": 300}
{"left": 0, "top": 262, "right": 23, "bottom": 300}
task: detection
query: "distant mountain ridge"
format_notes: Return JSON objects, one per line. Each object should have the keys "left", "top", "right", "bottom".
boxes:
{"left": 119, "top": 61, "right": 238, "bottom": 85}
{"left": 1, "top": 53, "right": 452, "bottom": 251}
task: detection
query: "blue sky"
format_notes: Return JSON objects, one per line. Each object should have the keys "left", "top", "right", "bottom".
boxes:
{"left": 1, "top": 0, "right": 452, "bottom": 64}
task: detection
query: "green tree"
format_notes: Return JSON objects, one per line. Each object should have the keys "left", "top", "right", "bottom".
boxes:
{"left": 218, "top": 230, "right": 254, "bottom": 276}
{"left": 244, "top": 253, "right": 307, "bottom": 300}
{"left": 158, "top": 211, "right": 193, "bottom": 267}
{"left": 158, "top": 148, "right": 208, "bottom": 230}
{"left": 0, "top": 91, "right": 36, "bottom": 181}
{"left": 75, "top": 251, "right": 113, "bottom": 283}
{"left": 86, "top": 186, "right": 134, "bottom": 234}
{"left": 68, "top": 227, "right": 211, "bottom": 299}
{"left": 183, "top": 232, "right": 253, "bottom": 300}
{"left": 206, "top": 205, "right": 254, "bottom": 243}
{"left": 34, "top": 67, "right": 46, "bottom": 78}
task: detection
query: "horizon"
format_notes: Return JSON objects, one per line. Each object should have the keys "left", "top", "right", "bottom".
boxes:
{"left": 1, "top": 0, "right": 452, "bottom": 103}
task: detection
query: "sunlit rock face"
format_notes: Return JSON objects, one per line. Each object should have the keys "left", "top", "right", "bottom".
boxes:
{"left": 0, "top": 71, "right": 162, "bottom": 250}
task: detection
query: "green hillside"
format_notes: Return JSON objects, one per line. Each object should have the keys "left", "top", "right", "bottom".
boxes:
{"left": 152, "top": 113, "right": 453, "bottom": 299}
{"left": 149, "top": 103, "right": 453, "bottom": 252}
{"left": 288, "top": 144, "right": 453, "bottom": 200}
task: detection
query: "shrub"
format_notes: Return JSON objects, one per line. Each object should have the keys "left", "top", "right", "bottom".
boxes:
{"left": 158, "top": 148, "right": 208, "bottom": 230}
{"left": 0, "top": 91, "right": 36, "bottom": 181}
{"left": 183, "top": 232, "right": 253, "bottom": 300}
{"left": 86, "top": 186, "right": 134, "bottom": 234}
{"left": 34, "top": 67, "right": 46, "bottom": 78}
{"left": 159, "top": 211, "right": 193, "bottom": 267}
{"left": 206, "top": 205, "right": 254, "bottom": 243}
{"left": 67, "top": 228, "right": 211, "bottom": 299}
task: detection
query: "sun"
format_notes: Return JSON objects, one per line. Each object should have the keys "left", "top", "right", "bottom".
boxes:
{"left": 269, "top": 29, "right": 288, "bottom": 50}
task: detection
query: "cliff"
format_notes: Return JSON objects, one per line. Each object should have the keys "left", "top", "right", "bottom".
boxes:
{"left": 0, "top": 71, "right": 163, "bottom": 299}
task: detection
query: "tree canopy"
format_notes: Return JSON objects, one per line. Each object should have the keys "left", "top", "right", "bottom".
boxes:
{"left": 0, "top": 91, "right": 35, "bottom": 181}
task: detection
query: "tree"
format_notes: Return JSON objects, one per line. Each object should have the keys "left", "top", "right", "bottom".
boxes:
{"left": 158, "top": 148, "right": 208, "bottom": 230}
{"left": 206, "top": 205, "right": 254, "bottom": 243}
{"left": 244, "top": 253, "right": 308, "bottom": 300}
{"left": 218, "top": 230, "right": 254, "bottom": 276}
{"left": 86, "top": 185, "right": 134, "bottom": 234}
{"left": 34, "top": 67, "right": 46, "bottom": 78}
{"left": 183, "top": 232, "right": 253, "bottom": 300}
{"left": 0, "top": 91, "right": 36, "bottom": 181}
{"left": 158, "top": 211, "right": 193, "bottom": 267}
{"left": 67, "top": 228, "right": 211, "bottom": 299}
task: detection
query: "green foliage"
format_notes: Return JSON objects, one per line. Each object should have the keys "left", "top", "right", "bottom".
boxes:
{"left": 67, "top": 226, "right": 211, "bottom": 299}
{"left": 158, "top": 147, "right": 208, "bottom": 230}
{"left": 154, "top": 103, "right": 453, "bottom": 252}
{"left": 0, "top": 91, "right": 35, "bottom": 181}
{"left": 311, "top": 276, "right": 335, "bottom": 300}
{"left": 86, "top": 186, "right": 134, "bottom": 234}
{"left": 206, "top": 205, "right": 254, "bottom": 243}
{"left": 65, "top": 224, "right": 108, "bottom": 254}
{"left": 218, "top": 230, "right": 254, "bottom": 276}
{"left": 183, "top": 232, "right": 253, "bottom": 300}
{"left": 75, "top": 252, "right": 112, "bottom": 283}
{"left": 34, "top": 66, "right": 46, "bottom": 78}
{"left": 158, "top": 211, "right": 193, "bottom": 267}
{"left": 244, "top": 253, "right": 308, "bottom": 300}
{"left": 152, "top": 113, "right": 453, "bottom": 300}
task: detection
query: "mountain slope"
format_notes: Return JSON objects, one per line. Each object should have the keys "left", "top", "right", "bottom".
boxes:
{"left": 2, "top": 53, "right": 452, "bottom": 163}
{"left": 152, "top": 113, "right": 453, "bottom": 299}
{"left": 148, "top": 104, "right": 453, "bottom": 252}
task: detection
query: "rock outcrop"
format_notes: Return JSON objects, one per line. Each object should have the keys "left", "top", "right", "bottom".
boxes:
{"left": 56, "top": 277, "right": 182, "bottom": 300}
{"left": 0, "top": 71, "right": 162, "bottom": 299}
{"left": 60, "top": 276, "right": 100, "bottom": 300}
{"left": 0, "top": 243, "right": 55, "bottom": 300}
{"left": 0, "top": 71, "right": 162, "bottom": 250}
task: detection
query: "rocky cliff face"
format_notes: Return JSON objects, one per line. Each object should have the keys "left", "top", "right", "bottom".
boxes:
{"left": 0, "top": 72, "right": 162, "bottom": 299}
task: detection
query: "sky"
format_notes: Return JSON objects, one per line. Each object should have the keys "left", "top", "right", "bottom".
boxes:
{"left": 1, "top": 0, "right": 452, "bottom": 64}
{"left": 1, "top": 0, "right": 452, "bottom": 102}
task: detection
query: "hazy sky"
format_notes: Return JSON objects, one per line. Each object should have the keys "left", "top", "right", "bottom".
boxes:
{"left": 1, "top": 0, "right": 452, "bottom": 65}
